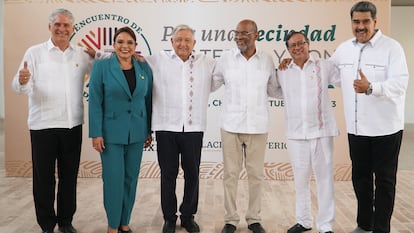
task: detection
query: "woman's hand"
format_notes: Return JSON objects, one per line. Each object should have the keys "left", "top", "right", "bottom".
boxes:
{"left": 92, "top": 137, "right": 105, "bottom": 153}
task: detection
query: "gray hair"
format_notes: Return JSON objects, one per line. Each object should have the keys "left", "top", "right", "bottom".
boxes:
{"left": 49, "top": 8, "right": 74, "bottom": 25}
{"left": 172, "top": 24, "right": 195, "bottom": 37}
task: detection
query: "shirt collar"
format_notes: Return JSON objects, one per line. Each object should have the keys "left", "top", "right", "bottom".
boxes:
{"left": 168, "top": 50, "right": 179, "bottom": 59}
{"left": 306, "top": 56, "right": 318, "bottom": 66}
{"left": 168, "top": 50, "right": 195, "bottom": 62}
{"left": 233, "top": 48, "right": 261, "bottom": 59}
{"left": 352, "top": 29, "right": 382, "bottom": 47}
{"left": 47, "top": 38, "right": 74, "bottom": 52}
{"left": 287, "top": 55, "right": 317, "bottom": 69}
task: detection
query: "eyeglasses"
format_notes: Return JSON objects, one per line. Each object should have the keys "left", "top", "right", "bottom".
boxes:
{"left": 233, "top": 31, "right": 256, "bottom": 37}
{"left": 287, "top": 41, "right": 307, "bottom": 49}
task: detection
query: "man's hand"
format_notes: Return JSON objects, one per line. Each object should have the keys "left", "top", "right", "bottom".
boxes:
{"left": 84, "top": 47, "right": 96, "bottom": 58}
{"left": 144, "top": 134, "right": 152, "bottom": 148}
{"left": 278, "top": 58, "right": 292, "bottom": 70}
{"left": 353, "top": 69, "right": 370, "bottom": 93}
{"left": 19, "top": 61, "right": 31, "bottom": 85}
{"left": 133, "top": 52, "right": 145, "bottom": 62}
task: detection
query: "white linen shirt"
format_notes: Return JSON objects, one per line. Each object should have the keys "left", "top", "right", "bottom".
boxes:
{"left": 12, "top": 39, "right": 93, "bottom": 130}
{"left": 276, "top": 57, "right": 340, "bottom": 140}
{"left": 330, "top": 30, "right": 409, "bottom": 136}
{"left": 213, "top": 48, "right": 277, "bottom": 134}
{"left": 146, "top": 51, "right": 216, "bottom": 132}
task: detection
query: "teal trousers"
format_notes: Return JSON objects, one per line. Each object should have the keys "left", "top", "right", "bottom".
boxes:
{"left": 100, "top": 142, "right": 144, "bottom": 229}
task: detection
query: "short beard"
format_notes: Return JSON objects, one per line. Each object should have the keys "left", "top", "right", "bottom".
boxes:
{"left": 238, "top": 44, "right": 248, "bottom": 54}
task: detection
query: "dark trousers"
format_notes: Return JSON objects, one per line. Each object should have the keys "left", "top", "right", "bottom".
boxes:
{"left": 30, "top": 125, "right": 82, "bottom": 231}
{"left": 155, "top": 131, "right": 203, "bottom": 222}
{"left": 348, "top": 130, "right": 403, "bottom": 233}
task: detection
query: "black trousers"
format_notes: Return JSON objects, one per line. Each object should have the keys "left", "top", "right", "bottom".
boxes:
{"left": 155, "top": 131, "right": 203, "bottom": 222}
{"left": 348, "top": 130, "right": 403, "bottom": 233}
{"left": 30, "top": 125, "right": 82, "bottom": 231}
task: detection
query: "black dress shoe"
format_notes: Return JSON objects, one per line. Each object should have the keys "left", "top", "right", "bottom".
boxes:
{"left": 221, "top": 224, "right": 236, "bottom": 233}
{"left": 118, "top": 226, "right": 132, "bottom": 233}
{"left": 58, "top": 224, "right": 77, "bottom": 233}
{"left": 163, "top": 220, "right": 176, "bottom": 233}
{"left": 181, "top": 218, "right": 200, "bottom": 233}
{"left": 42, "top": 230, "right": 54, "bottom": 233}
{"left": 248, "top": 223, "right": 266, "bottom": 233}
{"left": 287, "top": 223, "right": 311, "bottom": 233}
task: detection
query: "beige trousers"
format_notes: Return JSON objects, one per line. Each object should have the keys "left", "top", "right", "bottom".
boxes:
{"left": 221, "top": 128, "right": 268, "bottom": 226}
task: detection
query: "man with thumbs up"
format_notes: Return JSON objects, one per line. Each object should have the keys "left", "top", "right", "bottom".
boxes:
{"left": 11, "top": 8, "right": 93, "bottom": 233}
{"left": 330, "top": 2, "right": 409, "bottom": 233}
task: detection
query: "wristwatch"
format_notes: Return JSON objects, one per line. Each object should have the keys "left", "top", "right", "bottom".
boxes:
{"left": 365, "top": 82, "right": 373, "bottom": 95}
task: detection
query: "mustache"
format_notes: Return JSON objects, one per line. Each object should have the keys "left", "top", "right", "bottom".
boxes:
{"left": 356, "top": 29, "right": 368, "bottom": 33}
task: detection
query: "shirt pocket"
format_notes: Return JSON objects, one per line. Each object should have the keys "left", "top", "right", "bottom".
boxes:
{"left": 335, "top": 63, "right": 357, "bottom": 87}
{"left": 337, "top": 62, "right": 354, "bottom": 75}
{"left": 363, "top": 63, "right": 387, "bottom": 81}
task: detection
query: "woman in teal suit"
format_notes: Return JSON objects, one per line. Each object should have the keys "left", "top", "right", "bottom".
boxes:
{"left": 88, "top": 27, "right": 153, "bottom": 233}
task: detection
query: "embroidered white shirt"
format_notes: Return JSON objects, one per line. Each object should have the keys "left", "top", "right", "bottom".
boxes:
{"left": 276, "top": 56, "right": 340, "bottom": 139}
{"left": 146, "top": 51, "right": 216, "bottom": 132}
{"left": 213, "top": 48, "right": 277, "bottom": 134}
{"left": 12, "top": 39, "right": 93, "bottom": 130}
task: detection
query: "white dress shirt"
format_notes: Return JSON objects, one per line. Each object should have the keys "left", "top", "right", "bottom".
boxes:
{"left": 12, "top": 39, "right": 93, "bottom": 130}
{"left": 213, "top": 48, "right": 277, "bottom": 134}
{"left": 276, "top": 56, "right": 340, "bottom": 140}
{"left": 146, "top": 50, "right": 216, "bottom": 132}
{"left": 330, "top": 30, "right": 409, "bottom": 136}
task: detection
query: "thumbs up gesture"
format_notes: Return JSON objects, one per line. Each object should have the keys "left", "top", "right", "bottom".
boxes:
{"left": 353, "top": 69, "right": 370, "bottom": 93}
{"left": 19, "top": 61, "right": 31, "bottom": 85}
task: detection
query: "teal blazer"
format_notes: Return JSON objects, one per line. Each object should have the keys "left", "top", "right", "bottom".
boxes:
{"left": 88, "top": 55, "right": 152, "bottom": 144}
